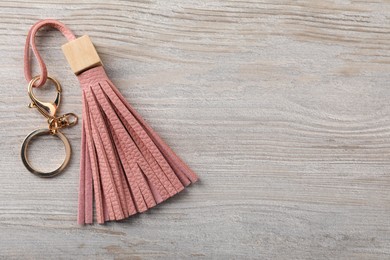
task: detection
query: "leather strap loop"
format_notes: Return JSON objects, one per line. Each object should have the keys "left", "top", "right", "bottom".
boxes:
{"left": 24, "top": 19, "right": 76, "bottom": 87}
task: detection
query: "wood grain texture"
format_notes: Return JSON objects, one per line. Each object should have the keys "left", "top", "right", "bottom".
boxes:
{"left": 0, "top": 0, "right": 389, "bottom": 259}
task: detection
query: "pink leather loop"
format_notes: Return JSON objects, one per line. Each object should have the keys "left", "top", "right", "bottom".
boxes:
{"left": 24, "top": 19, "right": 76, "bottom": 87}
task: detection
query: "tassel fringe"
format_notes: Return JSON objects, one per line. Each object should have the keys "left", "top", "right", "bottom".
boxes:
{"left": 78, "top": 66, "right": 198, "bottom": 224}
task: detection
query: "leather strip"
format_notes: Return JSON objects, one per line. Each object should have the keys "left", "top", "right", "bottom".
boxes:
{"left": 24, "top": 19, "right": 76, "bottom": 87}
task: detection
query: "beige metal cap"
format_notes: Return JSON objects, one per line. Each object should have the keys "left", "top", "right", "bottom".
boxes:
{"left": 61, "top": 35, "right": 102, "bottom": 75}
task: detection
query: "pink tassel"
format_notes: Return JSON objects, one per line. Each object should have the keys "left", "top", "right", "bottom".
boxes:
{"left": 23, "top": 19, "right": 197, "bottom": 224}
{"left": 77, "top": 66, "right": 198, "bottom": 224}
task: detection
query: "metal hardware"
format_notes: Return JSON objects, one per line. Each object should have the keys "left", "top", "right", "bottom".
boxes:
{"left": 21, "top": 75, "right": 78, "bottom": 177}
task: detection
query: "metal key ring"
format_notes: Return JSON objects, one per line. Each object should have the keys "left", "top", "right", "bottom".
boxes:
{"left": 21, "top": 129, "right": 71, "bottom": 178}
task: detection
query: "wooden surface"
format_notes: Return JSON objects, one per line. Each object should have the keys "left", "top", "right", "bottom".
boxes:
{"left": 0, "top": 0, "right": 389, "bottom": 259}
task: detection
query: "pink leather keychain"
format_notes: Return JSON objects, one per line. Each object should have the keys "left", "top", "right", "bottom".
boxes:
{"left": 22, "top": 19, "right": 198, "bottom": 224}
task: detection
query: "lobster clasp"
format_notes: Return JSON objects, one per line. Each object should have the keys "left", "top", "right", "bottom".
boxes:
{"left": 28, "top": 75, "right": 61, "bottom": 119}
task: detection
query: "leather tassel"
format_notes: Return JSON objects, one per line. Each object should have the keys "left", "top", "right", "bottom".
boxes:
{"left": 75, "top": 55, "right": 198, "bottom": 225}
{"left": 24, "top": 20, "right": 197, "bottom": 224}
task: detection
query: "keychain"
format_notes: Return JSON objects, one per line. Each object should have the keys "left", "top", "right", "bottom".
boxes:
{"left": 22, "top": 19, "right": 198, "bottom": 224}
{"left": 21, "top": 75, "right": 77, "bottom": 177}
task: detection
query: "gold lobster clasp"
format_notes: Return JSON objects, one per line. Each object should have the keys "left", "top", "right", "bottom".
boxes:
{"left": 28, "top": 75, "right": 62, "bottom": 120}
{"left": 27, "top": 75, "right": 78, "bottom": 134}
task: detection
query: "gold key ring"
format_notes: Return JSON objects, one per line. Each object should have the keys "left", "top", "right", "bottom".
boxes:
{"left": 21, "top": 129, "right": 71, "bottom": 178}
{"left": 21, "top": 75, "right": 78, "bottom": 178}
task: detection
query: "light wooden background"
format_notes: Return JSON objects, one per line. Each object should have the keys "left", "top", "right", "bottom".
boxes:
{"left": 0, "top": 0, "right": 389, "bottom": 259}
